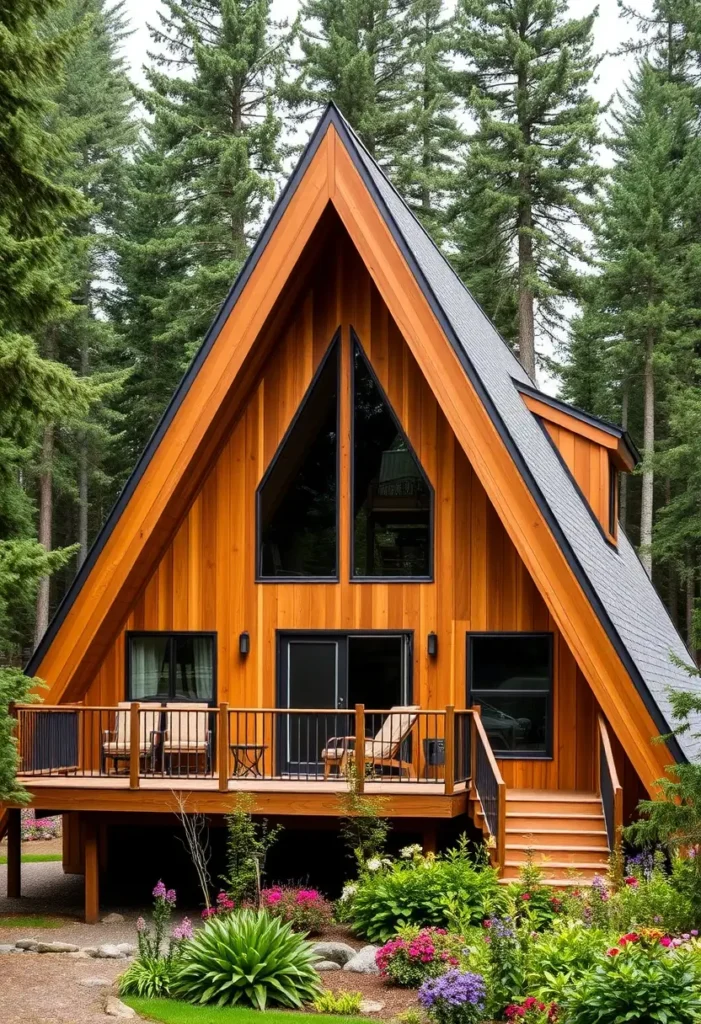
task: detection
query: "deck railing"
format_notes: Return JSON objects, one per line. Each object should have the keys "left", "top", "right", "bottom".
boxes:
{"left": 471, "top": 705, "right": 506, "bottom": 868}
{"left": 597, "top": 713, "right": 622, "bottom": 852}
{"left": 13, "top": 703, "right": 475, "bottom": 791}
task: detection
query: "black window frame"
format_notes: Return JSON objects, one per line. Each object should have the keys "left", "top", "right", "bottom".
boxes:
{"left": 255, "top": 330, "right": 341, "bottom": 583}
{"left": 350, "top": 328, "right": 434, "bottom": 582}
{"left": 125, "top": 631, "right": 218, "bottom": 705}
{"left": 467, "top": 631, "right": 554, "bottom": 760}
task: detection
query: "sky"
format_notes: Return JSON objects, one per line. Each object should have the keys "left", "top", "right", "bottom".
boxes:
{"left": 121, "top": 0, "right": 656, "bottom": 97}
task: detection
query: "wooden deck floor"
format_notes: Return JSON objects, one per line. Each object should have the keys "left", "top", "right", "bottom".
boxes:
{"left": 15, "top": 773, "right": 470, "bottom": 818}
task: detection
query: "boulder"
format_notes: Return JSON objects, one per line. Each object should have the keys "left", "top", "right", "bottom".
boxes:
{"left": 315, "top": 960, "right": 341, "bottom": 971}
{"left": 312, "top": 941, "right": 357, "bottom": 966}
{"left": 115, "top": 943, "right": 136, "bottom": 956}
{"left": 343, "top": 945, "right": 380, "bottom": 974}
{"left": 82, "top": 947, "right": 99, "bottom": 957}
{"left": 101, "top": 913, "right": 125, "bottom": 925}
{"left": 105, "top": 996, "right": 136, "bottom": 1019}
{"left": 35, "top": 941, "right": 80, "bottom": 953}
{"left": 95, "top": 944, "right": 126, "bottom": 959}
{"left": 360, "top": 1000, "right": 385, "bottom": 1013}
{"left": 14, "top": 939, "right": 39, "bottom": 950}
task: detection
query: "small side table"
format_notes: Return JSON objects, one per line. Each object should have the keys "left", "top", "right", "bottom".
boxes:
{"left": 230, "top": 743, "right": 267, "bottom": 778}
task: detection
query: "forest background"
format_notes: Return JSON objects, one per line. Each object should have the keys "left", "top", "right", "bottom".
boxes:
{"left": 3, "top": 0, "right": 701, "bottom": 692}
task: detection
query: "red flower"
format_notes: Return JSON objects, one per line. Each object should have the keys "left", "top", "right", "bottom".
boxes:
{"left": 483, "top": 919, "right": 492, "bottom": 928}
{"left": 624, "top": 876, "right": 639, "bottom": 887}
{"left": 521, "top": 892, "right": 532, "bottom": 901}
{"left": 606, "top": 947, "right": 620, "bottom": 957}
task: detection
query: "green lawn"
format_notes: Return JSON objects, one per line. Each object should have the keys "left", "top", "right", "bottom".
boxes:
{"left": 123, "top": 998, "right": 369, "bottom": 1024}
{"left": 0, "top": 853, "right": 63, "bottom": 865}
{"left": 0, "top": 915, "right": 66, "bottom": 929}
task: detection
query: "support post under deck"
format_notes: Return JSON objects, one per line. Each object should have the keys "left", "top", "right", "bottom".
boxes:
{"left": 7, "top": 808, "right": 21, "bottom": 898}
{"left": 84, "top": 816, "right": 100, "bottom": 924}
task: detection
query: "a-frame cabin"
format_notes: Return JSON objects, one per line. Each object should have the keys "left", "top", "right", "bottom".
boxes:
{"left": 3, "top": 106, "right": 698, "bottom": 921}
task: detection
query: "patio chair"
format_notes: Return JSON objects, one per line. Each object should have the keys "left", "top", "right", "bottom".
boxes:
{"left": 321, "top": 705, "right": 420, "bottom": 779}
{"left": 161, "top": 703, "right": 212, "bottom": 775}
{"left": 101, "top": 702, "right": 162, "bottom": 775}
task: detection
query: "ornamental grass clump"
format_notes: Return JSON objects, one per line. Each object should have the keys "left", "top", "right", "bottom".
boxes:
{"left": 173, "top": 908, "right": 323, "bottom": 1009}
{"left": 376, "top": 927, "right": 465, "bottom": 987}
{"left": 418, "top": 969, "right": 486, "bottom": 1024}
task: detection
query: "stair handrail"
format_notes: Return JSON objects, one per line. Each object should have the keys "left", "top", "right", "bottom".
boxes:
{"left": 471, "top": 705, "right": 506, "bottom": 872}
{"left": 597, "top": 713, "right": 623, "bottom": 853}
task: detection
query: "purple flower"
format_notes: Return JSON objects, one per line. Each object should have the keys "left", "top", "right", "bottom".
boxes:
{"left": 152, "top": 880, "right": 167, "bottom": 899}
{"left": 173, "top": 916, "right": 193, "bottom": 941}
{"left": 165, "top": 889, "right": 177, "bottom": 905}
{"left": 692, "top": 930, "right": 699, "bottom": 937}
{"left": 418, "top": 970, "right": 486, "bottom": 1012}
{"left": 136, "top": 917, "right": 146, "bottom": 933}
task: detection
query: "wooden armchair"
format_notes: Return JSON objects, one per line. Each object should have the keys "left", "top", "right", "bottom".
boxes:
{"left": 102, "top": 702, "right": 162, "bottom": 775}
{"left": 161, "top": 703, "right": 212, "bottom": 775}
{"left": 321, "top": 706, "right": 420, "bottom": 779}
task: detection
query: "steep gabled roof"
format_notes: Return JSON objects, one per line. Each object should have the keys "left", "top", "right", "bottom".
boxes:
{"left": 28, "top": 103, "right": 697, "bottom": 768}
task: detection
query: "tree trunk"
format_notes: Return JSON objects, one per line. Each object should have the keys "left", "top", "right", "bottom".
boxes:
{"left": 639, "top": 334, "right": 654, "bottom": 576}
{"left": 620, "top": 386, "right": 628, "bottom": 530}
{"left": 34, "top": 423, "right": 54, "bottom": 647}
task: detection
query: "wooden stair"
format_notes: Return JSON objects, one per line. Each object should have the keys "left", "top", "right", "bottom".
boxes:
{"left": 502, "top": 789, "right": 610, "bottom": 883}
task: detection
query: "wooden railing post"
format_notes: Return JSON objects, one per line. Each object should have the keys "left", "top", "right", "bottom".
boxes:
{"left": 218, "top": 703, "right": 230, "bottom": 792}
{"left": 354, "top": 704, "right": 365, "bottom": 793}
{"left": 497, "top": 781, "right": 507, "bottom": 872}
{"left": 444, "top": 705, "right": 455, "bottom": 795}
{"left": 129, "top": 702, "right": 140, "bottom": 790}
{"left": 470, "top": 705, "right": 480, "bottom": 784}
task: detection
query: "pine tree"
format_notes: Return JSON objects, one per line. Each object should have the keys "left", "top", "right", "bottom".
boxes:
{"left": 393, "top": 0, "right": 464, "bottom": 241}
{"left": 0, "top": 0, "right": 91, "bottom": 659}
{"left": 451, "top": 0, "right": 602, "bottom": 380}
{"left": 137, "top": 0, "right": 289, "bottom": 358}
{"left": 289, "top": 0, "right": 413, "bottom": 166}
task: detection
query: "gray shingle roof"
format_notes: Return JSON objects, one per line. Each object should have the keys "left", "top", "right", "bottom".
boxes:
{"left": 342, "top": 111, "right": 699, "bottom": 764}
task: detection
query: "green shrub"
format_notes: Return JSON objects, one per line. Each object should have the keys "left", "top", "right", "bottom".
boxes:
{"left": 349, "top": 841, "right": 505, "bottom": 943}
{"left": 313, "top": 990, "right": 364, "bottom": 1014}
{"left": 173, "top": 909, "right": 323, "bottom": 1009}
{"left": 565, "top": 943, "right": 701, "bottom": 1024}
{"left": 119, "top": 955, "right": 179, "bottom": 999}
{"left": 606, "top": 857, "right": 695, "bottom": 933}
{"left": 524, "top": 922, "right": 608, "bottom": 1002}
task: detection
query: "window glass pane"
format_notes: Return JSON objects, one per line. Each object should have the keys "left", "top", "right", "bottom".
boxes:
{"left": 471, "top": 635, "right": 550, "bottom": 691}
{"left": 259, "top": 341, "right": 338, "bottom": 577}
{"left": 475, "top": 694, "right": 549, "bottom": 753}
{"left": 353, "top": 340, "right": 431, "bottom": 577}
{"left": 173, "top": 636, "right": 214, "bottom": 702}
{"left": 130, "top": 637, "right": 170, "bottom": 700}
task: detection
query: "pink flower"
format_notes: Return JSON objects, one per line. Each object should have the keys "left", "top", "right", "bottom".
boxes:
{"left": 659, "top": 936, "right": 672, "bottom": 948}
{"left": 173, "top": 917, "right": 193, "bottom": 941}
{"left": 624, "top": 876, "right": 639, "bottom": 888}
{"left": 152, "top": 880, "right": 166, "bottom": 898}
{"left": 201, "top": 907, "right": 216, "bottom": 919}
{"left": 521, "top": 892, "right": 531, "bottom": 901}
{"left": 606, "top": 947, "right": 620, "bottom": 956}
{"left": 166, "top": 889, "right": 177, "bottom": 905}
{"left": 136, "top": 917, "right": 146, "bottom": 932}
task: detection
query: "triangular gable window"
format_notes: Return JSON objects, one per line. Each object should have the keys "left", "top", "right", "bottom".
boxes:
{"left": 257, "top": 335, "right": 339, "bottom": 579}
{"left": 352, "top": 333, "right": 433, "bottom": 579}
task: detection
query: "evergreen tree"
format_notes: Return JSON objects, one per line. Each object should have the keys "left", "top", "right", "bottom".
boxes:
{"left": 137, "top": 0, "right": 289, "bottom": 358}
{"left": 289, "top": 0, "right": 413, "bottom": 166}
{"left": 393, "top": 0, "right": 464, "bottom": 240}
{"left": 451, "top": 0, "right": 602, "bottom": 380}
{"left": 0, "top": 0, "right": 91, "bottom": 660}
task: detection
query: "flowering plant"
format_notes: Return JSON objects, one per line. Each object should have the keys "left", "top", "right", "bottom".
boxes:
{"left": 505, "top": 997, "right": 557, "bottom": 1023}
{"left": 20, "top": 809, "right": 62, "bottom": 842}
{"left": 120, "top": 882, "right": 190, "bottom": 999}
{"left": 202, "top": 891, "right": 235, "bottom": 919}
{"left": 418, "top": 969, "right": 486, "bottom": 1024}
{"left": 376, "top": 928, "right": 466, "bottom": 987}
{"left": 260, "top": 886, "right": 333, "bottom": 934}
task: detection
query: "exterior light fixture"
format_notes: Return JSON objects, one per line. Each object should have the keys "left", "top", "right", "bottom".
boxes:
{"left": 427, "top": 632, "right": 438, "bottom": 657}
{"left": 239, "top": 631, "right": 250, "bottom": 656}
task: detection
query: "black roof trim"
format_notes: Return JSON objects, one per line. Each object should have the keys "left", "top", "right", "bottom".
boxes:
{"left": 27, "top": 102, "right": 684, "bottom": 763}
{"left": 26, "top": 105, "right": 339, "bottom": 677}
{"left": 514, "top": 379, "right": 640, "bottom": 467}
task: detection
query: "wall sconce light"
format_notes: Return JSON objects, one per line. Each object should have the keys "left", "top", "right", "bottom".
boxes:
{"left": 239, "top": 631, "right": 250, "bottom": 657}
{"left": 427, "top": 632, "right": 438, "bottom": 658}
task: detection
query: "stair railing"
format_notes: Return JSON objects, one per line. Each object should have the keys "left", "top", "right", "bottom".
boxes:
{"left": 597, "top": 713, "right": 623, "bottom": 853}
{"left": 471, "top": 705, "right": 506, "bottom": 871}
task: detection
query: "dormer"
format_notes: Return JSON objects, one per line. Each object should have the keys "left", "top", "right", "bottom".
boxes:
{"left": 516, "top": 382, "right": 639, "bottom": 545}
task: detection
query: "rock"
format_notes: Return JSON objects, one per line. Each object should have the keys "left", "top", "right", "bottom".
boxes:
{"left": 82, "top": 947, "right": 99, "bottom": 957}
{"left": 95, "top": 944, "right": 126, "bottom": 959}
{"left": 79, "top": 977, "right": 113, "bottom": 988}
{"left": 14, "top": 939, "right": 39, "bottom": 950}
{"left": 115, "top": 943, "right": 136, "bottom": 956}
{"left": 0, "top": 944, "right": 16, "bottom": 953}
{"left": 312, "top": 941, "right": 358, "bottom": 966}
{"left": 105, "top": 996, "right": 136, "bottom": 1019}
{"left": 360, "top": 1000, "right": 385, "bottom": 1014}
{"left": 35, "top": 941, "right": 80, "bottom": 953}
{"left": 343, "top": 945, "right": 380, "bottom": 974}
{"left": 68, "top": 950, "right": 93, "bottom": 959}
{"left": 315, "top": 960, "right": 341, "bottom": 971}
{"left": 101, "top": 913, "right": 125, "bottom": 925}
